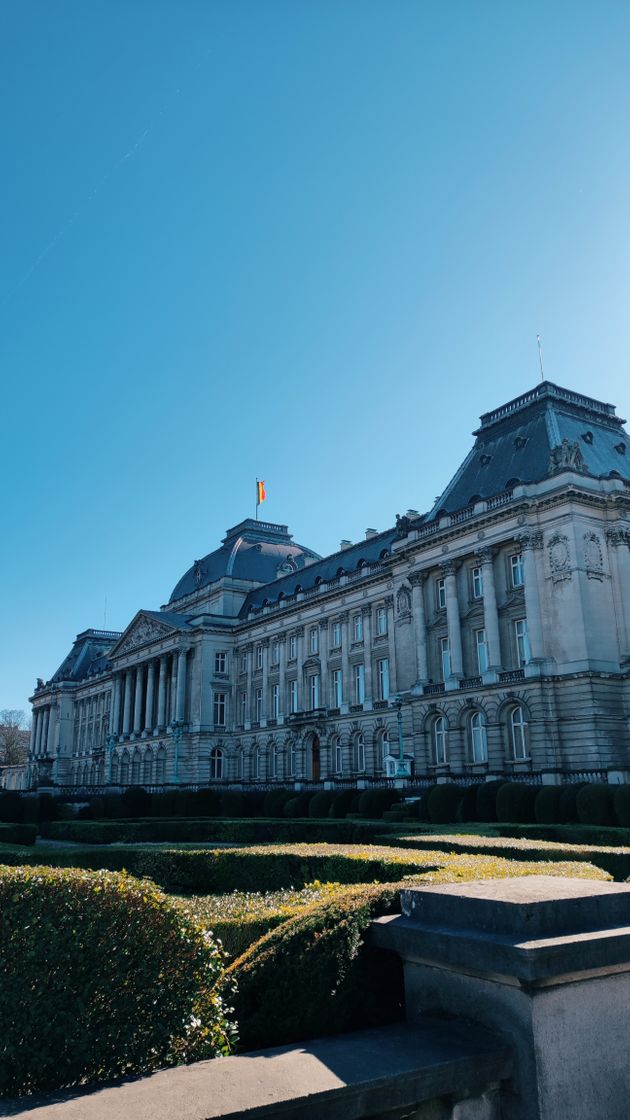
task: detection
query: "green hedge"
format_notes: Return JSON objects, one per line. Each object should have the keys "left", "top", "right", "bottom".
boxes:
{"left": 225, "top": 882, "right": 404, "bottom": 1051}
{"left": 0, "top": 823, "right": 36, "bottom": 846}
{"left": 40, "top": 816, "right": 400, "bottom": 846}
{"left": 576, "top": 783, "right": 615, "bottom": 826}
{"left": 0, "top": 865, "right": 235, "bottom": 1097}
{"left": 427, "top": 784, "right": 463, "bottom": 825}
{"left": 496, "top": 783, "right": 539, "bottom": 824}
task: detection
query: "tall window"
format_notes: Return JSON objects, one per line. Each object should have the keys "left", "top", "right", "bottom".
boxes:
{"left": 309, "top": 627, "right": 318, "bottom": 654}
{"left": 510, "top": 705, "right": 528, "bottom": 759}
{"left": 255, "top": 688, "right": 263, "bottom": 721}
{"left": 332, "top": 668, "right": 343, "bottom": 707}
{"left": 334, "top": 736, "right": 343, "bottom": 773}
{"left": 289, "top": 634, "right": 297, "bottom": 660}
{"left": 240, "top": 652, "right": 248, "bottom": 673}
{"left": 288, "top": 740, "right": 295, "bottom": 777}
{"left": 353, "top": 614, "right": 363, "bottom": 642}
{"left": 471, "top": 567, "right": 483, "bottom": 599}
{"left": 240, "top": 691, "right": 247, "bottom": 725}
{"left": 309, "top": 674, "right": 320, "bottom": 710}
{"left": 289, "top": 679, "right": 298, "bottom": 713}
{"left": 256, "top": 645, "right": 263, "bottom": 670}
{"left": 379, "top": 729, "right": 390, "bottom": 765}
{"left": 470, "top": 711, "right": 488, "bottom": 763}
{"left": 234, "top": 748, "right": 243, "bottom": 779}
{"left": 515, "top": 618, "right": 530, "bottom": 665}
{"left": 432, "top": 717, "right": 447, "bottom": 765}
{"left": 255, "top": 744, "right": 265, "bottom": 779}
{"left": 155, "top": 746, "right": 166, "bottom": 784}
{"left": 271, "top": 641, "right": 280, "bottom": 665}
{"left": 354, "top": 663, "right": 365, "bottom": 704}
{"left": 354, "top": 732, "right": 365, "bottom": 772}
{"left": 273, "top": 741, "right": 282, "bottom": 777}
{"left": 440, "top": 636, "right": 451, "bottom": 680}
{"left": 436, "top": 578, "right": 446, "bottom": 609}
{"left": 215, "top": 651, "right": 228, "bottom": 674}
{"left": 272, "top": 683, "right": 279, "bottom": 719}
{"left": 214, "top": 692, "right": 226, "bottom": 727}
{"left": 331, "top": 621, "right": 341, "bottom": 648}
{"left": 376, "top": 606, "right": 387, "bottom": 635}
{"left": 510, "top": 553, "right": 524, "bottom": 588}
{"left": 475, "top": 628, "right": 488, "bottom": 674}
{"left": 377, "top": 658, "right": 390, "bottom": 700}
{"left": 209, "top": 746, "right": 223, "bottom": 780}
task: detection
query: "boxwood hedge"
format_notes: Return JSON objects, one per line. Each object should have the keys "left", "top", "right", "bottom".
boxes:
{"left": 0, "top": 866, "right": 235, "bottom": 1097}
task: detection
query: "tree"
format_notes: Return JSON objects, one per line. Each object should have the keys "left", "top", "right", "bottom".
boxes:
{"left": 0, "top": 711, "right": 30, "bottom": 767}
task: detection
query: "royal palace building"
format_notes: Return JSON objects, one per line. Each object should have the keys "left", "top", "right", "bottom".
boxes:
{"left": 6, "top": 380, "right": 630, "bottom": 792}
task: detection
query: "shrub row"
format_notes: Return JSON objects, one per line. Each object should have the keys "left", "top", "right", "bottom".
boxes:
{"left": 40, "top": 816, "right": 397, "bottom": 846}
{"left": 0, "top": 866, "right": 235, "bottom": 1097}
{"left": 413, "top": 781, "right": 630, "bottom": 831}
{"left": 0, "top": 823, "right": 36, "bottom": 846}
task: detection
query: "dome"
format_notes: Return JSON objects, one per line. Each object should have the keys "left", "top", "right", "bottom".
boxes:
{"left": 169, "top": 519, "right": 321, "bottom": 604}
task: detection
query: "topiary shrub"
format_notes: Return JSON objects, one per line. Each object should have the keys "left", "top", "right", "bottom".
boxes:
{"left": 534, "top": 785, "right": 563, "bottom": 825}
{"left": 186, "top": 789, "right": 221, "bottom": 817}
{"left": 576, "top": 783, "right": 615, "bottom": 827}
{"left": 613, "top": 786, "right": 630, "bottom": 828}
{"left": 0, "top": 823, "right": 36, "bottom": 846}
{"left": 221, "top": 790, "right": 245, "bottom": 817}
{"left": 0, "top": 791, "right": 24, "bottom": 824}
{"left": 225, "top": 883, "right": 404, "bottom": 1051}
{"left": 559, "top": 783, "right": 587, "bottom": 823}
{"left": 263, "top": 788, "right": 293, "bottom": 817}
{"left": 357, "top": 790, "right": 400, "bottom": 819}
{"left": 426, "top": 783, "right": 463, "bottom": 825}
{"left": 460, "top": 784, "right": 479, "bottom": 822}
{"left": 283, "top": 794, "right": 311, "bottom": 818}
{"left": 120, "top": 786, "right": 152, "bottom": 818}
{"left": 328, "top": 791, "right": 356, "bottom": 818}
{"left": 475, "top": 780, "right": 506, "bottom": 823}
{"left": 0, "top": 866, "right": 235, "bottom": 1097}
{"left": 308, "top": 792, "right": 334, "bottom": 818}
{"left": 496, "top": 783, "right": 539, "bottom": 824}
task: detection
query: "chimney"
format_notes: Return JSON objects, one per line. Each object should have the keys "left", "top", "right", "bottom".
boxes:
{"left": 340, "top": 540, "right": 353, "bottom": 550}
{"left": 365, "top": 528, "right": 378, "bottom": 539}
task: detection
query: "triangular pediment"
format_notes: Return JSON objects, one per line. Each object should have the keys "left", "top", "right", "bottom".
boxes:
{"left": 111, "top": 612, "right": 181, "bottom": 657}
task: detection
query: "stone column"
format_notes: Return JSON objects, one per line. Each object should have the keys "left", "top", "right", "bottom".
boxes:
{"left": 33, "top": 710, "right": 42, "bottom": 756}
{"left": 295, "top": 626, "right": 305, "bottom": 709}
{"left": 607, "top": 528, "right": 630, "bottom": 660}
{"left": 260, "top": 639, "right": 269, "bottom": 722}
{"left": 41, "top": 708, "right": 50, "bottom": 757}
{"left": 442, "top": 561, "right": 463, "bottom": 679}
{"left": 340, "top": 612, "right": 350, "bottom": 707}
{"left": 362, "top": 606, "right": 373, "bottom": 701}
{"left": 169, "top": 654, "right": 178, "bottom": 724}
{"left": 244, "top": 643, "right": 253, "bottom": 724}
{"left": 144, "top": 660, "right": 156, "bottom": 736}
{"left": 519, "top": 532, "right": 544, "bottom": 660}
{"left": 175, "top": 648, "right": 188, "bottom": 723}
{"left": 478, "top": 548, "right": 502, "bottom": 670}
{"left": 46, "top": 704, "right": 56, "bottom": 755}
{"left": 384, "top": 594, "right": 398, "bottom": 695}
{"left": 277, "top": 639, "right": 285, "bottom": 719}
{"left": 133, "top": 665, "right": 144, "bottom": 736}
{"left": 157, "top": 655, "right": 168, "bottom": 730}
{"left": 110, "top": 675, "right": 122, "bottom": 740}
{"left": 409, "top": 572, "right": 429, "bottom": 683}
{"left": 319, "top": 620, "right": 329, "bottom": 708}
{"left": 122, "top": 670, "right": 133, "bottom": 737}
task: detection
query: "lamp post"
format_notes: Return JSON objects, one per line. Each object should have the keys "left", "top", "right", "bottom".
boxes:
{"left": 394, "top": 695, "right": 409, "bottom": 785}
{"left": 105, "top": 733, "right": 117, "bottom": 785}
{"left": 171, "top": 720, "right": 184, "bottom": 784}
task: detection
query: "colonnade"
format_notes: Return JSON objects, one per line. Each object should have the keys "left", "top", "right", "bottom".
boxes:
{"left": 109, "top": 647, "right": 190, "bottom": 740}
{"left": 31, "top": 702, "right": 57, "bottom": 757}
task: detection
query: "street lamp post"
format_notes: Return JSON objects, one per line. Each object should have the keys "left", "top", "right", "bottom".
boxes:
{"left": 394, "top": 695, "right": 409, "bottom": 784}
{"left": 171, "top": 720, "right": 184, "bottom": 784}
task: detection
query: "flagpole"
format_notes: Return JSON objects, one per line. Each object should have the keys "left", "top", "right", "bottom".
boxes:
{"left": 255, "top": 478, "right": 258, "bottom": 521}
{"left": 537, "top": 335, "right": 545, "bottom": 383}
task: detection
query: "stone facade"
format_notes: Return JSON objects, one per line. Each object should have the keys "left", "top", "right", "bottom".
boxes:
{"left": 7, "top": 380, "right": 630, "bottom": 792}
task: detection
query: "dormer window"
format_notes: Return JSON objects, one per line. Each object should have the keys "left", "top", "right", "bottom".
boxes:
{"left": 479, "top": 453, "right": 492, "bottom": 466}
{"left": 514, "top": 436, "right": 528, "bottom": 449}
{"left": 581, "top": 431, "right": 593, "bottom": 444}
{"left": 615, "top": 442, "right": 627, "bottom": 455}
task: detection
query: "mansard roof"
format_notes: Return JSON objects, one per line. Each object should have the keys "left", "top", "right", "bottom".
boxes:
{"left": 428, "top": 381, "right": 630, "bottom": 518}
{"left": 169, "top": 519, "right": 321, "bottom": 604}
{"left": 109, "top": 610, "right": 192, "bottom": 658}
{"left": 49, "top": 629, "right": 122, "bottom": 685}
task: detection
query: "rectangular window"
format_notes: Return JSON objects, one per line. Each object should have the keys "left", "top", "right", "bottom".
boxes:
{"left": 475, "top": 628, "right": 488, "bottom": 674}
{"left": 515, "top": 618, "right": 530, "bottom": 666}
{"left": 255, "top": 687, "right": 263, "bottom": 721}
{"left": 332, "top": 668, "right": 343, "bottom": 707}
{"left": 256, "top": 645, "right": 263, "bottom": 670}
{"left": 309, "top": 627, "right": 318, "bottom": 654}
{"left": 472, "top": 567, "right": 483, "bottom": 599}
{"left": 436, "top": 578, "right": 446, "bottom": 610}
{"left": 335, "top": 737, "right": 343, "bottom": 773}
{"left": 310, "top": 673, "right": 320, "bottom": 710}
{"left": 240, "top": 652, "right": 247, "bottom": 673}
{"left": 240, "top": 691, "right": 247, "bottom": 725}
{"left": 353, "top": 614, "right": 363, "bottom": 642}
{"left": 271, "top": 640, "right": 280, "bottom": 665}
{"left": 213, "top": 692, "right": 226, "bottom": 727}
{"left": 440, "top": 636, "right": 451, "bottom": 680}
{"left": 376, "top": 606, "right": 387, "bottom": 635}
{"left": 377, "top": 657, "right": 390, "bottom": 700}
{"left": 354, "top": 663, "right": 365, "bottom": 704}
{"left": 331, "top": 621, "right": 341, "bottom": 648}
{"left": 511, "top": 554, "right": 524, "bottom": 588}
{"left": 214, "top": 651, "right": 228, "bottom": 674}
{"left": 289, "top": 679, "right": 298, "bottom": 713}
{"left": 272, "top": 683, "right": 279, "bottom": 719}
{"left": 289, "top": 634, "right": 297, "bottom": 660}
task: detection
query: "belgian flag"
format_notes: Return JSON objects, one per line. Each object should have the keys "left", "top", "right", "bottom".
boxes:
{"left": 256, "top": 479, "right": 266, "bottom": 506}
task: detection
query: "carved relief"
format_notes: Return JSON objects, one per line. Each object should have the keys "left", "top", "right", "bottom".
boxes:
{"left": 549, "top": 438, "right": 587, "bottom": 474}
{"left": 518, "top": 530, "right": 543, "bottom": 551}
{"left": 118, "top": 618, "right": 173, "bottom": 654}
{"left": 396, "top": 587, "right": 411, "bottom": 615}
{"left": 548, "top": 533, "right": 572, "bottom": 583}
{"left": 584, "top": 532, "right": 604, "bottom": 580}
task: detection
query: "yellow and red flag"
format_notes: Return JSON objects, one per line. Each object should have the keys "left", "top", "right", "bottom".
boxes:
{"left": 256, "top": 479, "right": 266, "bottom": 506}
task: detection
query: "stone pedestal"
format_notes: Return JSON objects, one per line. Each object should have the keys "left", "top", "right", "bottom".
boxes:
{"left": 371, "top": 876, "right": 630, "bottom": 1120}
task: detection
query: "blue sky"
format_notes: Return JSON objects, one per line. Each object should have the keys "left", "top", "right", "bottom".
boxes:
{"left": 2, "top": 0, "right": 630, "bottom": 713}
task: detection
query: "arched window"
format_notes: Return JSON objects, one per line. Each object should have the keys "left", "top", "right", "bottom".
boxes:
{"left": 378, "top": 729, "right": 390, "bottom": 767}
{"left": 120, "top": 751, "right": 130, "bottom": 786}
{"left": 354, "top": 732, "right": 365, "bottom": 773}
{"left": 332, "top": 735, "right": 343, "bottom": 774}
{"left": 470, "top": 711, "right": 488, "bottom": 764}
{"left": 131, "top": 750, "right": 141, "bottom": 784}
{"left": 287, "top": 740, "right": 296, "bottom": 777}
{"left": 96, "top": 759, "right": 104, "bottom": 786}
{"left": 209, "top": 746, "right": 223, "bottom": 780}
{"left": 432, "top": 716, "right": 448, "bottom": 766}
{"left": 273, "top": 742, "right": 282, "bottom": 778}
{"left": 234, "top": 748, "right": 243, "bottom": 780}
{"left": 155, "top": 746, "right": 166, "bottom": 784}
{"left": 255, "top": 744, "right": 265, "bottom": 779}
{"left": 143, "top": 751, "right": 153, "bottom": 784}
{"left": 111, "top": 753, "right": 119, "bottom": 785}
{"left": 510, "top": 705, "right": 528, "bottom": 760}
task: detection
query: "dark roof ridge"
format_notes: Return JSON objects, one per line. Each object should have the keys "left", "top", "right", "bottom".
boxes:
{"left": 475, "top": 381, "right": 623, "bottom": 435}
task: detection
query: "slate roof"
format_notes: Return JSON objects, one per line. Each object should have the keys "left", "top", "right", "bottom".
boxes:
{"left": 49, "top": 630, "right": 122, "bottom": 685}
{"left": 169, "top": 519, "right": 322, "bottom": 603}
{"left": 427, "top": 381, "right": 630, "bottom": 518}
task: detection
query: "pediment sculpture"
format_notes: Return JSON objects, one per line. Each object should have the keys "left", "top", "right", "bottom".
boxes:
{"left": 117, "top": 617, "right": 173, "bottom": 654}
